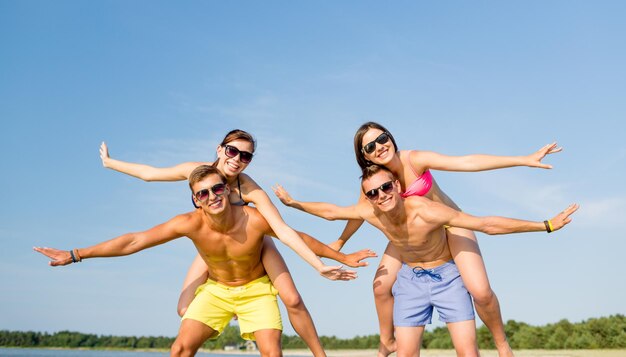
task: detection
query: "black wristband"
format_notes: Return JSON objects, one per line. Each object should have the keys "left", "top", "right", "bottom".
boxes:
{"left": 69, "top": 250, "right": 78, "bottom": 263}
{"left": 543, "top": 220, "right": 552, "bottom": 233}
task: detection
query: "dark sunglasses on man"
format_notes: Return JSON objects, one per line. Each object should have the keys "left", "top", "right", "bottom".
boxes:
{"left": 193, "top": 183, "right": 227, "bottom": 203}
{"left": 364, "top": 181, "right": 394, "bottom": 200}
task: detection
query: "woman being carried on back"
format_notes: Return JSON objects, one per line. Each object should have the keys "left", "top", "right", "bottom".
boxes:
{"left": 273, "top": 121, "right": 561, "bottom": 357}
{"left": 100, "top": 129, "right": 377, "bottom": 357}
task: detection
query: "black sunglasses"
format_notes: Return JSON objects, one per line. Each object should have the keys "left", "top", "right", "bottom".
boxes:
{"left": 194, "top": 183, "right": 227, "bottom": 202}
{"left": 364, "top": 181, "right": 394, "bottom": 200}
{"left": 362, "top": 132, "right": 391, "bottom": 154}
{"left": 224, "top": 145, "right": 253, "bottom": 164}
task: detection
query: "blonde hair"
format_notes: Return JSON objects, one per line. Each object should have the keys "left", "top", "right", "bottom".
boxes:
{"left": 188, "top": 165, "right": 227, "bottom": 191}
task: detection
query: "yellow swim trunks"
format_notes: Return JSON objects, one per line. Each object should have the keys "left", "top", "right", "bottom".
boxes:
{"left": 182, "top": 275, "right": 282, "bottom": 340}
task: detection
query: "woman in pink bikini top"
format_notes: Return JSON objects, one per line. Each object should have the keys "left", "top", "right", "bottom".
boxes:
{"left": 348, "top": 121, "right": 561, "bottom": 356}
{"left": 400, "top": 164, "right": 433, "bottom": 198}
{"left": 273, "top": 120, "right": 561, "bottom": 356}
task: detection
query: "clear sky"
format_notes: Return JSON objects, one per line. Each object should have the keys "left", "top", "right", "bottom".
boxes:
{"left": 1, "top": 1, "right": 625, "bottom": 339}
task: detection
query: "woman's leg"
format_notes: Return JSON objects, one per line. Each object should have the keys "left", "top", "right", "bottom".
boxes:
{"left": 261, "top": 237, "right": 326, "bottom": 357}
{"left": 177, "top": 254, "right": 210, "bottom": 317}
{"left": 374, "top": 243, "right": 403, "bottom": 357}
{"left": 447, "top": 226, "right": 513, "bottom": 357}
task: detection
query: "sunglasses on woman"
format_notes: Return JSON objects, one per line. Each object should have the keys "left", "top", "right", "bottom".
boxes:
{"left": 362, "top": 132, "right": 391, "bottom": 154}
{"left": 194, "top": 183, "right": 227, "bottom": 202}
{"left": 224, "top": 145, "right": 254, "bottom": 164}
{"left": 364, "top": 181, "right": 394, "bottom": 200}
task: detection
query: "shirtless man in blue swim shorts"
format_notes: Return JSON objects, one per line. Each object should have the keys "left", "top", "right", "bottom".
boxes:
{"left": 274, "top": 164, "right": 578, "bottom": 356}
{"left": 34, "top": 165, "right": 357, "bottom": 357}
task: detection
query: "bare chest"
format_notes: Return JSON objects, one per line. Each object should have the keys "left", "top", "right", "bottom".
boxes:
{"left": 372, "top": 215, "right": 446, "bottom": 258}
{"left": 190, "top": 226, "right": 264, "bottom": 263}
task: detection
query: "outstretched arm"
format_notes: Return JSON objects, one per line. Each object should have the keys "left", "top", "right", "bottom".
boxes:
{"left": 413, "top": 142, "right": 562, "bottom": 173}
{"left": 330, "top": 219, "right": 366, "bottom": 251}
{"left": 244, "top": 179, "right": 359, "bottom": 280}
{"left": 425, "top": 201, "right": 579, "bottom": 235}
{"left": 297, "top": 230, "right": 376, "bottom": 267}
{"left": 272, "top": 184, "right": 363, "bottom": 221}
{"left": 100, "top": 142, "right": 204, "bottom": 182}
{"left": 34, "top": 215, "right": 189, "bottom": 266}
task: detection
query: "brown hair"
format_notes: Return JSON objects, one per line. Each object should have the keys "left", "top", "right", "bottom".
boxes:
{"left": 360, "top": 164, "right": 394, "bottom": 183}
{"left": 188, "top": 165, "right": 227, "bottom": 191}
{"left": 353, "top": 122, "right": 399, "bottom": 170}
{"left": 212, "top": 129, "right": 256, "bottom": 168}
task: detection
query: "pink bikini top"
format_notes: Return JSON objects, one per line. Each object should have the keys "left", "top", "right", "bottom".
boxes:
{"left": 401, "top": 154, "right": 433, "bottom": 197}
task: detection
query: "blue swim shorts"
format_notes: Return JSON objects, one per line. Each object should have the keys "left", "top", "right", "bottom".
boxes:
{"left": 392, "top": 260, "right": 475, "bottom": 326}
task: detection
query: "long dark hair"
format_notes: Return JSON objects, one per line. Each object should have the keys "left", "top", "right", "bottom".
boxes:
{"left": 353, "top": 122, "right": 399, "bottom": 170}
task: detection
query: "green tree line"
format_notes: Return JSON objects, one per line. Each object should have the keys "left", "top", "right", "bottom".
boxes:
{"left": 2, "top": 315, "right": 624, "bottom": 350}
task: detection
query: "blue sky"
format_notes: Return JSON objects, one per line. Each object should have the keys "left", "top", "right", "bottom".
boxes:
{"left": 1, "top": 1, "right": 625, "bottom": 339}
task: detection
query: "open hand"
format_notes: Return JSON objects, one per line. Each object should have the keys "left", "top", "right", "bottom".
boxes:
{"left": 319, "top": 265, "right": 357, "bottom": 281}
{"left": 528, "top": 142, "right": 562, "bottom": 169}
{"left": 341, "top": 249, "right": 378, "bottom": 268}
{"left": 272, "top": 184, "right": 295, "bottom": 207}
{"left": 548, "top": 203, "right": 580, "bottom": 232}
{"left": 100, "top": 142, "right": 112, "bottom": 168}
{"left": 33, "top": 247, "right": 73, "bottom": 266}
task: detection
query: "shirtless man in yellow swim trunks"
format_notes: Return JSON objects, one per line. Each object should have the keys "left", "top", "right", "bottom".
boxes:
{"left": 34, "top": 165, "right": 356, "bottom": 357}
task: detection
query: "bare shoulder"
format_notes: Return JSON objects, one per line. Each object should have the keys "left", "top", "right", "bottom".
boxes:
{"left": 241, "top": 206, "right": 272, "bottom": 233}
{"left": 239, "top": 174, "right": 268, "bottom": 203}
{"left": 401, "top": 150, "right": 432, "bottom": 170}
{"left": 239, "top": 173, "right": 260, "bottom": 189}
{"left": 169, "top": 211, "right": 203, "bottom": 234}
{"left": 404, "top": 196, "right": 445, "bottom": 222}
{"left": 356, "top": 201, "right": 377, "bottom": 220}
{"left": 403, "top": 195, "right": 428, "bottom": 206}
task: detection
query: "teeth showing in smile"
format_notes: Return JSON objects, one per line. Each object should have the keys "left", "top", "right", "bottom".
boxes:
{"left": 379, "top": 196, "right": 392, "bottom": 206}
{"left": 227, "top": 161, "right": 240, "bottom": 170}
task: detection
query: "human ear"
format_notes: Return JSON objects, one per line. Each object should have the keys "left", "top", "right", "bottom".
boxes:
{"left": 191, "top": 194, "right": 200, "bottom": 208}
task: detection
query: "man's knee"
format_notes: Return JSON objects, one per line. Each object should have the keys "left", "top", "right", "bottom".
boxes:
{"left": 170, "top": 339, "right": 198, "bottom": 357}
{"left": 257, "top": 343, "right": 282, "bottom": 357}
